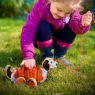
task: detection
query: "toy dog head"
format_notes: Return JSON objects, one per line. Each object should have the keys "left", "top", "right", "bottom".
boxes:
{"left": 42, "top": 58, "right": 58, "bottom": 71}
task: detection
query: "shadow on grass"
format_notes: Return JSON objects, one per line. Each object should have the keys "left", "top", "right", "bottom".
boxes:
{"left": 0, "top": 49, "right": 41, "bottom": 69}
{"left": 0, "top": 49, "right": 22, "bottom": 68}
{"left": 79, "top": 59, "right": 95, "bottom": 94}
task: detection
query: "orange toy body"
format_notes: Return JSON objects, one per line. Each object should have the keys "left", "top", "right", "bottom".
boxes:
{"left": 13, "top": 66, "right": 44, "bottom": 83}
{"left": 14, "top": 66, "right": 38, "bottom": 82}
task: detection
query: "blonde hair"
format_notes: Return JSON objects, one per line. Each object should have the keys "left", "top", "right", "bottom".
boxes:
{"left": 49, "top": 0, "right": 83, "bottom": 11}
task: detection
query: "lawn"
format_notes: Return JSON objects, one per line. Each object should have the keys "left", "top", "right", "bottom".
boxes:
{"left": 0, "top": 18, "right": 95, "bottom": 95}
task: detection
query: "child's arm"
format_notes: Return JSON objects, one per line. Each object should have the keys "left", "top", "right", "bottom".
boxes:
{"left": 21, "top": 3, "right": 41, "bottom": 61}
{"left": 68, "top": 10, "right": 92, "bottom": 34}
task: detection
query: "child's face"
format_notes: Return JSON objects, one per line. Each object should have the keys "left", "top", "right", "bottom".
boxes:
{"left": 50, "top": 1, "right": 74, "bottom": 19}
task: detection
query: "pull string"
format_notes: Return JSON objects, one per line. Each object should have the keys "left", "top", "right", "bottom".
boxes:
{"left": 55, "top": 12, "right": 95, "bottom": 72}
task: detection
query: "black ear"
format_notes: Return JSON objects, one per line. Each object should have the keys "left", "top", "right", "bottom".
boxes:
{"left": 43, "top": 60, "right": 49, "bottom": 70}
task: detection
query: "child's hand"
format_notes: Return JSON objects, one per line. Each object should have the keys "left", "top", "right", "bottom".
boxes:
{"left": 20, "top": 59, "right": 36, "bottom": 69}
{"left": 81, "top": 11, "right": 92, "bottom": 26}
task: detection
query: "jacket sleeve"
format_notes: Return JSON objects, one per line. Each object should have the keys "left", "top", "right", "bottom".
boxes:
{"left": 68, "top": 10, "right": 91, "bottom": 34}
{"left": 21, "top": 4, "right": 41, "bottom": 60}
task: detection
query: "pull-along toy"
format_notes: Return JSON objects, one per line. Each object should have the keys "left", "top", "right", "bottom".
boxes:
{"left": 4, "top": 58, "right": 57, "bottom": 88}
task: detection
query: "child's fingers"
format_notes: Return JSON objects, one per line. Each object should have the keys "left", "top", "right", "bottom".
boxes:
{"left": 26, "top": 60, "right": 36, "bottom": 69}
{"left": 85, "top": 12, "right": 92, "bottom": 17}
{"left": 25, "top": 61, "right": 31, "bottom": 69}
{"left": 30, "top": 62, "right": 33, "bottom": 68}
{"left": 30, "top": 61, "right": 36, "bottom": 68}
{"left": 20, "top": 59, "right": 36, "bottom": 69}
{"left": 83, "top": 17, "right": 92, "bottom": 22}
{"left": 20, "top": 61, "right": 24, "bottom": 66}
{"left": 84, "top": 21, "right": 90, "bottom": 25}
{"left": 83, "top": 14, "right": 92, "bottom": 21}
{"left": 83, "top": 20, "right": 91, "bottom": 26}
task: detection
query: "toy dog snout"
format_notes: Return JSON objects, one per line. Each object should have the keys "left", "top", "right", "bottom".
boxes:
{"left": 45, "top": 58, "right": 58, "bottom": 69}
{"left": 49, "top": 60, "right": 57, "bottom": 68}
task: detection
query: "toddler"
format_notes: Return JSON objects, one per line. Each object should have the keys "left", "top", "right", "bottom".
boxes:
{"left": 20, "top": 0, "right": 92, "bottom": 69}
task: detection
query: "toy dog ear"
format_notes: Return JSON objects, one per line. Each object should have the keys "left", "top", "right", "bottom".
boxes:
{"left": 43, "top": 60, "right": 49, "bottom": 70}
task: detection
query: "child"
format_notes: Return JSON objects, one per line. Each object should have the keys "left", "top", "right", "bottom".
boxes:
{"left": 20, "top": 0, "right": 92, "bottom": 69}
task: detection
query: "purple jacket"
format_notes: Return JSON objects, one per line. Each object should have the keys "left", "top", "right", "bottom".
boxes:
{"left": 21, "top": 0, "right": 90, "bottom": 60}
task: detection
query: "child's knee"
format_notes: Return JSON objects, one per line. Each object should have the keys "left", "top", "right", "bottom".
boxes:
{"left": 36, "top": 21, "right": 53, "bottom": 41}
{"left": 37, "top": 20, "right": 52, "bottom": 35}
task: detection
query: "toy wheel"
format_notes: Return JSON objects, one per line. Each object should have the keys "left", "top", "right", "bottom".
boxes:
{"left": 4, "top": 65, "right": 16, "bottom": 80}
{"left": 27, "top": 78, "right": 37, "bottom": 88}
{"left": 15, "top": 77, "right": 26, "bottom": 84}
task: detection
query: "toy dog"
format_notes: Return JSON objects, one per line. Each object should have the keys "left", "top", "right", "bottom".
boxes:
{"left": 4, "top": 58, "right": 57, "bottom": 88}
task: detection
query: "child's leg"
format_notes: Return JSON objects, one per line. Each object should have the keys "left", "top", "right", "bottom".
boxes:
{"left": 54, "top": 24, "right": 76, "bottom": 66}
{"left": 35, "top": 20, "right": 53, "bottom": 59}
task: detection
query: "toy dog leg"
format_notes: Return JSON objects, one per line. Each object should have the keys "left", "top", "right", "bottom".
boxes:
{"left": 15, "top": 77, "right": 26, "bottom": 84}
{"left": 11, "top": 66, "right": 26, "bottom": 84}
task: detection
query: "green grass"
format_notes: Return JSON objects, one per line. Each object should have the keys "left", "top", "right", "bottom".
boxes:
{"left": 0, "top": 18, "right": 95, "bottom": 95}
